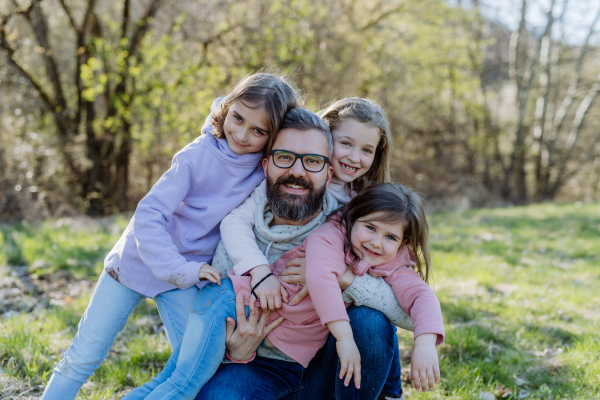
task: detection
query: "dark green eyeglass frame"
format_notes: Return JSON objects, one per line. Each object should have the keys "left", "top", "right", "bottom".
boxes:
{"left": 269, "top": 149, "right": 330, "bottom": 173}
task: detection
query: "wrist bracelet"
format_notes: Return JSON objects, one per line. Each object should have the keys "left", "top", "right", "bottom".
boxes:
{"left": 251, "top": 272, "right": 274, "bottom": 300}
{"left": 225, "top": 350, "right": 256, "bottom": 364}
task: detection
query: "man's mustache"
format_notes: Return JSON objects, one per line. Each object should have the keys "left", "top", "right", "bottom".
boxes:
{"left": 274, "top": 175, "right": 314, "bottom": 192}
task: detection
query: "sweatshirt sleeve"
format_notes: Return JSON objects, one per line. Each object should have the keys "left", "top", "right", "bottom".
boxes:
{"left": 304, "top": 223, "right": 350, "bottom": 325}
{"left": 132, "top": 152, "right": 205, "bottom": 289}
{"left": 342, "top": 274, "right": 414, "bottom": 331}
{"left": 220, "top": 180, "right": 268, "bottom": 276}
{"left": 385, "top": 268, "right": 445, "bottom": 345}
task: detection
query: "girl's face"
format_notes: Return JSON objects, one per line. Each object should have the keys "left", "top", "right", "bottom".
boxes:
{"left": 350, "top": 212, "right": 404, "bottom": 267}
{"left": 331, "top": 119, "right": 380, "bottom": 183}
{"left": 223, "top": 100, "right": 270, "bottom": 155}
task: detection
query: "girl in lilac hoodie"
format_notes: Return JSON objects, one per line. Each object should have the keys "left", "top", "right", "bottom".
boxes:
{"left": 41, "top": 73, "right": 299, "bottom": 400}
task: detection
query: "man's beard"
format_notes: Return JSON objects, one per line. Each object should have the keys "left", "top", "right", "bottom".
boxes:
{"left": 266, "top": 175, "right": 327, "bottom": 222}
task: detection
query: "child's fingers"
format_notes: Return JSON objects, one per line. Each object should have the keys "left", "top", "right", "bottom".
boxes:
{"left": 434, "top": 363, "right": 441, "bottom": 383}
{"left": 289, "top": 287, "right": 309, "bottom": 306}
{"left": 267, "top": 296, "right": 276, "bottom": 311}
{"left": 427, "top": 367, "right": 435, "bottom": 390}
{"left": 295, "top": 250, "right": 305, "bottom": 257}
{"left": 280, "top": 286, "right": 289, "bottom": 304}
{"left": 344, "top": 364, "right": 354, "bottom": 387}
{"left": 249, "top": 294, "right": 256, "bottom": 314}
{"left": 419, "top": 369, "right": 429, "bottom": 391}
{"left": 202, "top": 273, "right": 217, "bottom": 283}
{"left": 274, "top": 294, "right": 282, "bottom": 310}
{"left": 339, "top": 361, "right": 348, "bottom": 381}
{"left": 412, "top": 368, "right": 421, "bottom": 390}
{"left": 211, "top": 270, "right": 221, "bottom": 285}
{"left": 260, "top": 295, "right": 268, "bottom": 313}
{"left": 354, "top": 364, "right": 361, "bottom": 389}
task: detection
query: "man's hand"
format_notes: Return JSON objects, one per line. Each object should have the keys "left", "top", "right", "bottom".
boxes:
{"left": 249, "top": 265, "right": 288, "bottom": 313}
{"left": 198, "top": 263, "right": 221, "bottom": 285}
{"left": 225, "top": 293, "right": 284, "bottom": 361}
{"left": 279, "top": 250, "right": 308, "bottom": 306}
{"left": 410, "top": 334, "right": 440, "bottom": 392}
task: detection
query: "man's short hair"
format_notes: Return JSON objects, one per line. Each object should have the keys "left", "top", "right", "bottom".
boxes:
{"left": 275, "top": 108, "right": 333, "bottom": 158}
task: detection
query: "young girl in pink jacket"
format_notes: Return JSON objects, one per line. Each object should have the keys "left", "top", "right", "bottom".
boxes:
{"left": 230, "top": 182, "right": 444, "bottom": 392}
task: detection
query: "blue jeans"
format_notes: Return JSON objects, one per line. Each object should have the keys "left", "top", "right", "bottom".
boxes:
{"left": 383, "top": 333, "right": 403, "bottom": 398}
{"left": 196, "top": 304, "right": 397, "bottom": 400}
{"left": 41, "top": 270, "right": 199, "bottom": 400}
{"left": 122, "top": 279, "right": 239, "bottom": 400}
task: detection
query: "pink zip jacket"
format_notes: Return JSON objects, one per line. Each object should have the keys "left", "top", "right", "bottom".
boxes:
{"left": 229, "top": 219, "right": 445, "bottom": 367}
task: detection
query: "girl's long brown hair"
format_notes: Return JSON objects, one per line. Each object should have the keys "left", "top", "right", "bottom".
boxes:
{"left": 319, "top": 97, "right": 392, "bottom": 192}
{"left": 211, "top": 72, "right": 300, "bottom": 157}
{"left": 329, "top": 182, "right": 431, "bottom": 283}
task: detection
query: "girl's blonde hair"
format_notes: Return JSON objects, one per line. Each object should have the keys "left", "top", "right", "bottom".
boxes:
{"left": 330, "top": 182, "right": 431, "bottom": 283}
{"left": 319, "top": 97, "right": 392, "bottom": 191}
{"left": 211, "top": 73, "right": 300, "bottom": 157}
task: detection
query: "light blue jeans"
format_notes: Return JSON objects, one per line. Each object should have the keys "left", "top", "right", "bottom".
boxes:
{"left": 41, "top": 270, "right": 199, "bottom": 400}
{"left": 122, "top": 279, "right": 238, "bottom": 400}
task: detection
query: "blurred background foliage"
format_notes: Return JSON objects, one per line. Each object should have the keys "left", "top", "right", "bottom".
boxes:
{"left": 1, "top": 0, "right": 600, "bottom": 219}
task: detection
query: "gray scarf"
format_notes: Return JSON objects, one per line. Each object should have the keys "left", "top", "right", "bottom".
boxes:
{"left": 212, "top": 191, "right": 339, "bottom": 276}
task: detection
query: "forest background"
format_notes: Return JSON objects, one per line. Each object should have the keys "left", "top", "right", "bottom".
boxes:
{"left": 2, "top": 0, "right": 600, "bottom": 220}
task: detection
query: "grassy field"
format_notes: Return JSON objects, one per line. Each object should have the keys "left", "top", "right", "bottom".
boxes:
{"left": 1, "top": 203, "right": 599, "bottom": 399}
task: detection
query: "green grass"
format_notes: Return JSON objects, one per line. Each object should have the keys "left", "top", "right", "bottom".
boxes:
{"left": 0, "top": 217, "right": 129, "bottom": 279}
{"left": 398, "top": 202, "right": 600, "bottom": 399}
{"left": 1, "top": 203, "right": 599, "bottom": 399}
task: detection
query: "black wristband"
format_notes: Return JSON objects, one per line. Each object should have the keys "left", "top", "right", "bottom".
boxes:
{"left": 251, "top": 272, "right": 274, "bottom": 300}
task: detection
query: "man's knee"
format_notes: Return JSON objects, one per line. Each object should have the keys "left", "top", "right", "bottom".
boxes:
{"left": 347, "top": 306, "right": 395, "bottom": 357}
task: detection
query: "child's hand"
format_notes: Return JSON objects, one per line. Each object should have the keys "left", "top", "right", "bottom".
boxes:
{"left": 250, "top": 264, "right": 289, "bottom": 313}
{"left": 411, "top": 333, "right": 440, "bottom": 392}
{"left": 336, "top": 338, "right": 361, "bottom": 389}
{"left": 280, "top": 250, "right": 309, "bottom": 306}
{"left": 198, "top": 264, "right": 221, "bottom": 285}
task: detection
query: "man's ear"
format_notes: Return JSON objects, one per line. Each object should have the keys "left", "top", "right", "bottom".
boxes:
{"left": 262, "top": 158, "right": 269, "bottom": 176}
{"left": 326, "top": 164, "right": 334, "bottom": 185}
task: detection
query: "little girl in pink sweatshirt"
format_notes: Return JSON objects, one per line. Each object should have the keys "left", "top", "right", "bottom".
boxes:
{"left": 229, "top": 182, "right": 444, "bottom": 391}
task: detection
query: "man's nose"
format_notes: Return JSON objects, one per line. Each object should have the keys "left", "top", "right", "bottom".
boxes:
{"left": 289, "top": 157, "right": 306, "bottom": 176}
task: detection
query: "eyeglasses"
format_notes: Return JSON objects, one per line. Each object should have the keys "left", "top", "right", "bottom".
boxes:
{"left": 269, "top": 150, "right": 330, "bottom": 173}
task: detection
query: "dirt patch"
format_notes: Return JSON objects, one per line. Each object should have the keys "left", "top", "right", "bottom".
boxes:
{"left": 106, "top": 267, "right": 120, "bottom": 283}
{"left": 166, "top": 272, "right": 187, "bottom": 288}
{"left": 0, "top": 373, "right": 43, "bottom": 399}
{"left": 0, "top": 266, "right": 93, "bottom": 317}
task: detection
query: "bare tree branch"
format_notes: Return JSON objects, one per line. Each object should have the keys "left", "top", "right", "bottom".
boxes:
{"left": 128, "top": 0, "right": 163, "bottom": 58}
{"left": 57, "top": 0, "right": 78, "bottom": 32}
{"left": 551, "top": 6, "right": 600, "bottom": 135}
{"left": 359, "top": 4, "right": 405, "bottom": 32}
{"left": 0, "top": 11, "right": 56, "bottom": 110}
{"left": 23, "top": 0, "right": 67, "bottom": 111}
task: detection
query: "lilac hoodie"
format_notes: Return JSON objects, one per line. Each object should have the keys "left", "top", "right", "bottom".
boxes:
{"left": 103, "top": 100, "right": 265, "bottom": 297}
